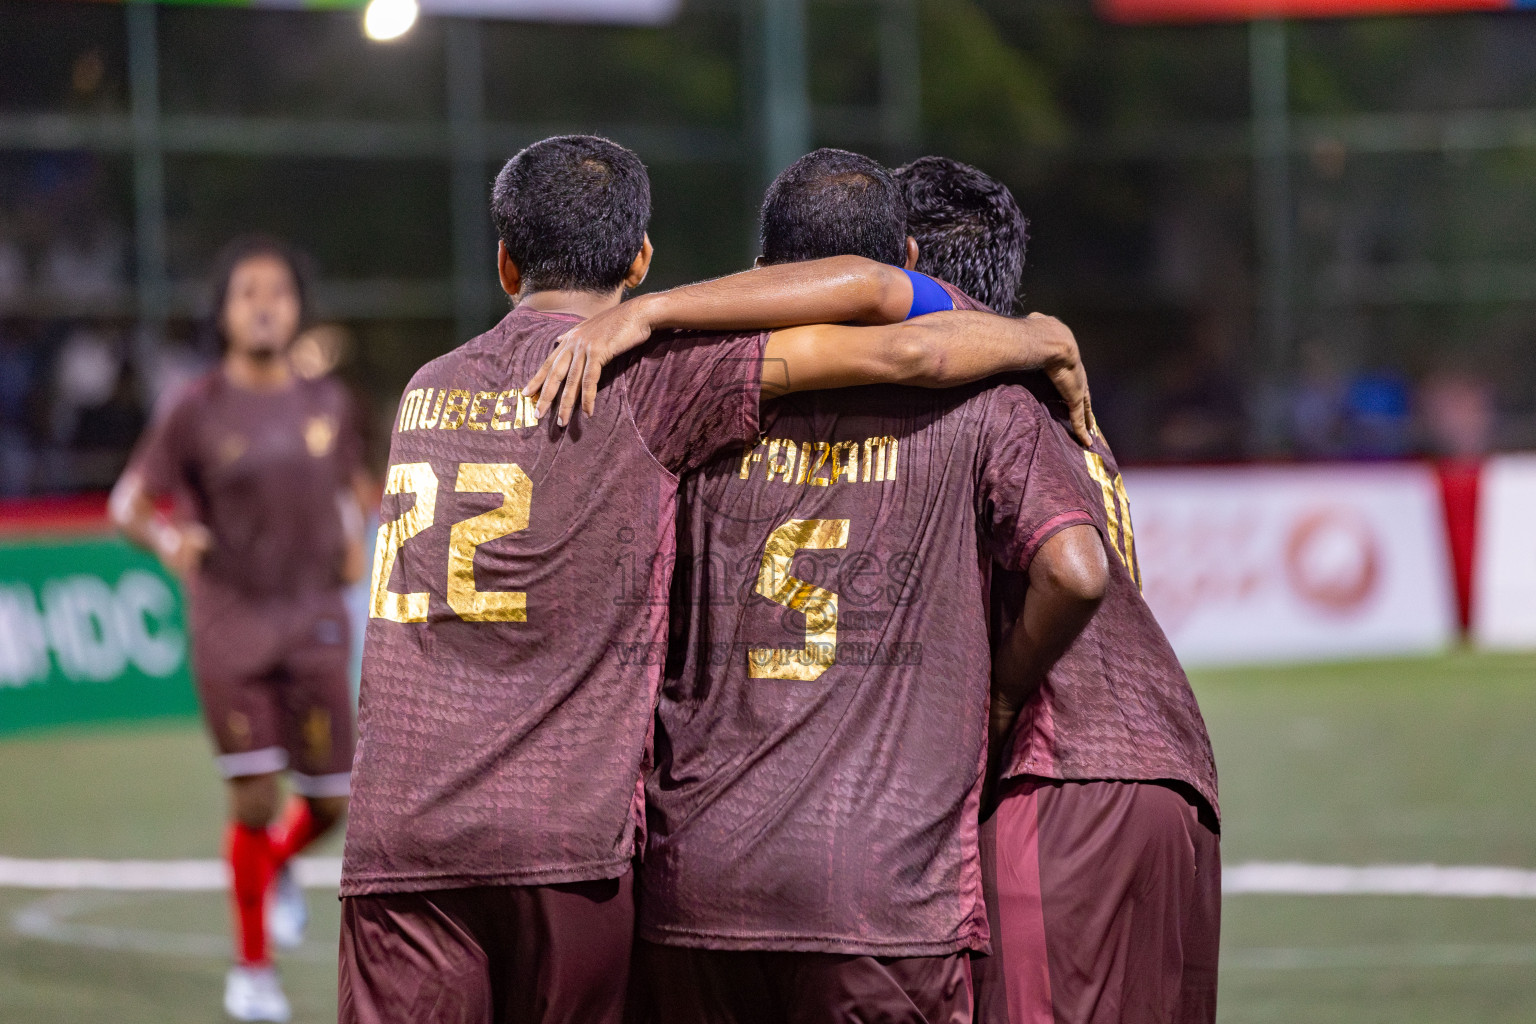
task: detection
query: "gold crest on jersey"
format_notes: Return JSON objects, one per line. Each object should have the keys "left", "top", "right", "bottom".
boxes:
{"left": 305, "top": 415, "right": 337, "bottom": 457}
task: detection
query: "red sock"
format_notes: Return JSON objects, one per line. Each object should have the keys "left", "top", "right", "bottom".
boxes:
{"left": 268, "top": 798, "right": 324, "bottom": 867}
{"left": 226, "top": 822, "right": 275, "bottom": 967}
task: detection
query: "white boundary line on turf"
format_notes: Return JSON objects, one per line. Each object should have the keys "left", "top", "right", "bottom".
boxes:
{"left": 1224, "top": 862, "right": 1536, "bottom": 898}
{"left": 12, "top": 891, "right": 335, "bottom": 962}
{"left": 0, "top": 856, "right": 342, "bottom": 891}
{"left": 17, "top": 890, "right": 1536, "bottom": 971}
{"left": 2, "top": 856, "right": 1536, "bottom": 897}
{"left": 1223, "top": 943, "right": 1536, "bottom": 970}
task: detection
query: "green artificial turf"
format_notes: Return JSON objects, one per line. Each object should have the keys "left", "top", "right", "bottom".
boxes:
{"left": 0, "top": 649, "right": 1531, "bottom": 1023}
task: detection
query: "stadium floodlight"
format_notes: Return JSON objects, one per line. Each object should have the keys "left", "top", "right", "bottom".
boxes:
{"left": 364, "top": 0, "right": 418, "bottom": 40}
{"left": 365, "top": 0, "right": 683, "bottom": 33}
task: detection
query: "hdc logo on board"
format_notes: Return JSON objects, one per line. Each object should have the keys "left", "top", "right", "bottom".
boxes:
{"left": 0, "top": 570, "right": 185, "bottom": 687}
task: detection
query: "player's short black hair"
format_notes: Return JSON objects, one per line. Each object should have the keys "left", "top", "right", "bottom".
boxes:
{"left": 208, "top": 234, "right": 315, "bottom": 351}
{"left": 893, "top": 156, "right": 1029, "bottom": 313}
{"left": 491, "top": 135, "right": 650, "bottom": 295}
{"left": 759, "top": 148, "right": 908, "bottom": 267}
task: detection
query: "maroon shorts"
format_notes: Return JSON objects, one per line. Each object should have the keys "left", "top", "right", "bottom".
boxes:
{"left": 188, "top": 579, "right": 354, "bottom": 794}
{"left": 635, "top": 941, "right": 972, "bottom": 1024}
{"left": 339, "top": 874, "right": 634, "bottom": 1024}
{"left": 972, "top": 778, "right": 1220, "bottom": 1024}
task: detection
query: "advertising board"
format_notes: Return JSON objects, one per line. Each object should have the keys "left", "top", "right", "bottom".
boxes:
{"left": 1125, "top": 464, "right": 1457, "bottom": 666}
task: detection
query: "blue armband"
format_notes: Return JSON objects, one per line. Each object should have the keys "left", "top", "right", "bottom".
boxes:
{"left": 903, "top": 269, "right": 954, "bottom": 319}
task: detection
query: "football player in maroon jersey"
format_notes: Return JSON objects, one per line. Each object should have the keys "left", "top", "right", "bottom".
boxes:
{"left": 895, "top": 155, "right": 1221, "bottom": 1024}
{"left": 339, "top": 136, "right": 1093, "bottom": 1024}
{"left": 112, "top": 237, "right": 370, "bottom": 1022}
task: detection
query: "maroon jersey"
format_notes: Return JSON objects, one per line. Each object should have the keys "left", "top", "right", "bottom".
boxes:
{"left": 128, "top": 369, "right": 364, "bottom": 598}
{"left": 341, "top": 307, "right": 765, "bottom": 897}
{"left": 995, "top": 410, "right": 1219, "bottom": 819}
{"left": 639, "top": 379, "right": 1098, "bottom": 957}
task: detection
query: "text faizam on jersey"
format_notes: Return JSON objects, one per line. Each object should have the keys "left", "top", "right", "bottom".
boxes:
{"left": 738, "top": 435, "right": 899, "bottom": 487}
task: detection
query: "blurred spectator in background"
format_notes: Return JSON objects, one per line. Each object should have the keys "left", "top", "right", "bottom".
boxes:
{"left": 1342, "top": 369, "right": 1413, "bottom": 459}
{"left": 1150, "top": 309, "right": 1247, "bottom": 461}
{"left": 145, "top": 338, "right": 215, "bottom": 419}
{"left": 1289, "top": 338, "right": 1348, "bottom": 459}
{"left": 65, "top": 47, "right": 115, "bottom": 114}
{"left": 19, "top": 153, "right": 129, "bottom": 312}
{"left": 71, "top": 358, "right": 146, "bottom": 488}
{"left": 0, "top": 151, "right": 147, "bottom": 496}
{"left": 1418, "top": 369, "right": 1497, "bottom": 458}
{"left": 49, "top": 325, "right": 122, "bottom": 443}
{"left": 0, "top": 215, "right": 26, "bottom": 306}
{"left": 38, "top": 220, "right": 128, "bottom": 307}
{"left": 43, "top": 323, "right": 143, "bottom": 491}
{"left": 0, "top": 319, "right": 42, "bottom": 496}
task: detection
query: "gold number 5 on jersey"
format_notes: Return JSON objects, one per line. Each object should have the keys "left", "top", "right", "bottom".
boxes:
{"left": 369, "top": 461, "right": 532, "bottom": 624}
{"left": 748, "top": 518, "right": 850, "bottom": 682}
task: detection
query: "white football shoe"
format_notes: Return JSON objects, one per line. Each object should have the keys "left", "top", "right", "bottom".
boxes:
{"left": 268, "top": 864, "right": 308, "bottom": 949}
{"left": 224, "top": 964, "right": 292, "bottom": 1023}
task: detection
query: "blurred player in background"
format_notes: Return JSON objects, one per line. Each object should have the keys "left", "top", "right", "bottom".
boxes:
{"left": 895, "top": 155, "right": 1222, "bottom": 1024}
{"left": 339, "top": 135, "right": 1088, "bottom": 1024}
{"left": 110, "top": 236, "right": 371, "bottom": 1023}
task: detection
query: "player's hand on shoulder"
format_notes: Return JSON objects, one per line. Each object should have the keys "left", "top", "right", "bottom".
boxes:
{"left": 1023, "top": 312, "right": 1097, "bottom": 448}
{"left": 524, "top": 298, "right": 656, "bottom": 428}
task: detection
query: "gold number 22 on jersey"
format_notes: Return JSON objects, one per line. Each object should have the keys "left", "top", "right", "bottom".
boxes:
{"left": 1083, "top": 451, "right": 1141, "bottom": 588}
{"left": 369, "top": 461, "right": 531, "bottom": 623}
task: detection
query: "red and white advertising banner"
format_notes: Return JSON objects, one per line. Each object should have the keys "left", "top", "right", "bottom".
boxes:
{"left": 1472, "top": 454, "right": 1536, "bottom": 649}
{"left": 1098, "top": 0, "right": 1512, "bottom": 23}
{"left": 1123, "top": 464, "right": 1457, "bottom": 666}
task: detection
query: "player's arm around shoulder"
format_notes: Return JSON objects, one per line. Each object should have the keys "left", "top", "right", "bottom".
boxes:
{"left": 764, "top": 310, "right": 1096, "bottom": 445}
{"left": 519, "top": 257, "right": 1096, "bottom": 447}
{"left": 522, "top": 256, "right": 915, "bottom": 425}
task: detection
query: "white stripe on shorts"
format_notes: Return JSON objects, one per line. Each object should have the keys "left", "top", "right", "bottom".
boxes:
{"left": 217, "top": 747, "right": 289, "bottom": 779}
{"left": 290, "top": 771, "right": 351, "bottom": 798}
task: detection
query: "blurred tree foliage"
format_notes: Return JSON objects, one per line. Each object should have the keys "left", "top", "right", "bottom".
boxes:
{"left": 5, "top": 0, "right": 1536, "bottom": 461}
{"left": 920, "top": 0, "right": 1067, "bottom": 182}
